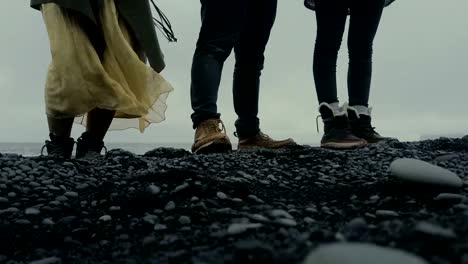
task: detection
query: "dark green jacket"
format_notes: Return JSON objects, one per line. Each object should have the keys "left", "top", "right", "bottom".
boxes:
{"left": 31, "top": 0, "right": 166, "bottom": 73}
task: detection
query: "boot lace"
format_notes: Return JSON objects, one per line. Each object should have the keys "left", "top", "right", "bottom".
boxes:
{"left": 258, "top": 131, "right": 272, "bottom": 140}
{"left": 202, "top": 119, "right": 225, "bottom": 135}
{"left": 233, "top": 131, "right": 269, "bottom": 140}
{"left": 316, "top": 115, "right": 353, "bottom": 134}
{"left": 356, "top": 118, "right": 378, "bottom": 134}
{"left": 316, "top": 115, "right": 321, "bottom": 133}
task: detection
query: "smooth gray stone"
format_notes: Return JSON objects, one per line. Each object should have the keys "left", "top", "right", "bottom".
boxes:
{"left": 390, "top": 158, "right": 462, "bottom": 188}
{"left": 147, "top": 184, "right": 161, "bottom": 195}
{"left": 276, "top": 218, "right": 297, "bottom": 227}
{"left": 227, "top": 223, "right": 262, "bottom": 235}
{"left": 414, "top": 221, "right": 456, "bottom": 239}
{"left": 64, "top": 192, "right": 78, "bottom": 198}
{"left": 99, "top": 215, "right": 112, "bottom": 222}
{"left": 302, "top": 243, "right": 428, "bottom": 264}
{"left": 434, "top": 154, "right": 459, "bottom": 162}
{"left": 42, "top": 218, "right": 55, "bottom": 225}
{"left": 178, "top": 216, "right": 191, "bottom": 225}
{"left": 434, "top": 193, "right": 465, "bottom": 202}
{"left": 376, "top": 210, "right": 399, "bottom": 217}
{"left": 30, "top": 257, "right": 61, "bottom": 264}
{"left": 270, "top": 209, "right": 294, "bottom": 219}
{"left": 25, "top": 208, "right": 41, "bottom": 215}
{"left": 216, "top": 192, "right": 228, "bottom": 199}
{"left": 164, "top": 201, "right": 176, "bottom": 211}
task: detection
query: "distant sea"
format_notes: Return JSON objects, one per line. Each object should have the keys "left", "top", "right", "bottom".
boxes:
{"left": 0, "top": 143, "right": 192, "bottom": 157}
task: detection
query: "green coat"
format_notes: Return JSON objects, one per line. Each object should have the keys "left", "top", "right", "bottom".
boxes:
{"left": 31, "top": 0, "right": 166, "bottom": 73}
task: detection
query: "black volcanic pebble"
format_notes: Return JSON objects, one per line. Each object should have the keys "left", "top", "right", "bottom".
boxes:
{"left": 0, "top": 141, "right": 468, "bottom": 263}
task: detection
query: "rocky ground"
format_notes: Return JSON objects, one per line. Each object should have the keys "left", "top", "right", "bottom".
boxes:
{"left": 1, "top": 138, "right": 468, "bottom": 264}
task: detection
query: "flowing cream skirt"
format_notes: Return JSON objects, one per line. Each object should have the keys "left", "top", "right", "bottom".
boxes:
{"left": 41, "top": 0, "right": 173, "bottom": 132}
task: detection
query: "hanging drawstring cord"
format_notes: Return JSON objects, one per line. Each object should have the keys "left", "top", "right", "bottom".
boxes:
{"left": 150, "top": 0, "right": 177, "bottom": 42}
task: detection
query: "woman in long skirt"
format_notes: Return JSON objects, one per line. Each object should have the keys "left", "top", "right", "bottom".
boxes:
{"left": 31, "top": 0, "right": 173, "bottom": 158}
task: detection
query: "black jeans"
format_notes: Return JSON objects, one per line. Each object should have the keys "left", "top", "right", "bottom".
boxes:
{"left": 313, "top": 0, "right": 385, "bottom": 107}
{"left": 190, "top": 0, "right": 277, "bottom": 138}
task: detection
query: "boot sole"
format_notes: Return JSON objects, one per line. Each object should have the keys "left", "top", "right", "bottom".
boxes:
{"left": 193, "top": 140, "right": 232, "bottom": 154}
{"left": 238, "top": 143, "right": 296, "bottom": 151}
{"left": 321, "top": 141, "right": 367, "bottom": 149}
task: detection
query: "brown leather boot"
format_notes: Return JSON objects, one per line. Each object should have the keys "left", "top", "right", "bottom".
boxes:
{"left": 192, "top": 119, "right": 232, "bottom": 154}
{"left": 238, "top": 131, "right": 296, "bottom": 150}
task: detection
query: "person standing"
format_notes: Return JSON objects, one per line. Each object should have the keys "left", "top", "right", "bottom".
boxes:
{"left": 305, "top": 0, "right": 395, "bottom": 149}
{"left": 31, "top": 0, "right": 173, "bottom": 159}
{"left": 190, "top": 0, "right": 295, "bottom": 154}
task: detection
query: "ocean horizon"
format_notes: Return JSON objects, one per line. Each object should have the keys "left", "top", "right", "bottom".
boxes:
{"left": 0, "top": 142, "right": 193, "bottom": 157}
{"left": 1, "top": 134, "right": 462, "bottom": 156}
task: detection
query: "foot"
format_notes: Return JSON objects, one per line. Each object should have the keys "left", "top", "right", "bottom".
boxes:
{"left": 347, "top": 105, "right": 389, "bottom": 144}
{"left": 41, "top": 133, "right": 75, "bottom": 159}
{"left": 237, "top": 131, "right": 296, "bottom": 150}
{"left": 76, "top": 132, "right": 107, "bottom": 159}
{"left": 192, "top": 119, "right": 232, "bottom": 154}
{"left": 318, "top": 103, "right": 367, "bottom": 149}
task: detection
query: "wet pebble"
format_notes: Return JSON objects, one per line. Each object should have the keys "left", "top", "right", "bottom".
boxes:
{"left": 217, "top": 192, "right": 228, "bottom": 199}
{"left": 275, "top": 218, "right": 297, "bottom": 227}
{"left": 434, "top": 193, "right": 465, "bottom": 202}
{"left": 165, "top": 201, "right": 176, "bottom": 211}
{"left": 25, "top": 208, "right": 41, "bottom": 215}
{"left": 147, "top": 184, "right": 161, "bottom": 195}
{"left": 42, "top": 218, "right": 55, "bottom": 226}
{"left": 30, "top": 257, "right": 61, "bottom": 264}
{"left": 154, "top": 224, "right": 168, "bottom": 231}
{"left": 270, "top": 209, "right": 294, "bottom": 219}
{"left": 414, "top": 221, "right": 456, "bottom": 239}
{"left": 227, "top": 223, "right": 262, "bottom": 235}
{"left": 302, "top": 243, "right": 428, "bottom": 264}
{"left": 178, "top": 216, "right": 191, "bottom": 225}
{"left": 376, "top": 210, "right": 399, "bottom": 217}
{"left": 15, "top": 219, "right": 32, "bottom": 225}
{"left": 99, "top": 215, "right": 112, "bottom": 222}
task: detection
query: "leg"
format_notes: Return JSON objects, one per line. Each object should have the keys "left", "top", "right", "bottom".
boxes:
{"left": 346, "top": 0, "right": 388, "bottom": 143}
{"left": 313, "top": 0, "right": 367, "bottom": 149}
{"left": 86, "top": 108, "right": 115, "bottom": 141}
{"left": 233, "top": 0, "right": 296, "bottom": 149}
{"left": 232, "top": 0, "right": 277, "bottom": 138}
{"left": 190, "top": 0, "right": 242, "bottom": 154}
{"left": 190, "top": 0, "right": 242, "bottom": 128}
{"left": 42, "top": 7, "right": 104, "bottom": 158}
{"left": 347, "top": 0, "right": 385, "bottom": 107}
{"left": 47, "top": 117, "right": 74, "bottom": 139}
{"left": 313, "top": 0, "right": 348, "bottom": 105}
{"left": 75, "top": 6, "right": 114, "bottom": 157}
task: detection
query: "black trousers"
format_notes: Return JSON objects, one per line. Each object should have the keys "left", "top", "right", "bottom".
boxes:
{"left": 190, "top": 0, "right": 277, "bottom": 138}
{"left": 313, "top": 0, "right": 385, "bottom": 107}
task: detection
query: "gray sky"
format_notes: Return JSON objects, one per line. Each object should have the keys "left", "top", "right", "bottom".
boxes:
{"left": 1, "top": 0, "right": 468, "bottom": 144}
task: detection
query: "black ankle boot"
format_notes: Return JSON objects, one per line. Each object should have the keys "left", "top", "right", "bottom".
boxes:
{"left": 75, "top": 132, "right": 106, "bottom": 159}
{"left": 318, "top": 103, "right": 367, "bottom": 149}
{"left": 347, "top": 105, "right": 388, "bottom": 144}
{"left": 41, "top": 133, "right": 75, "bottom": 159}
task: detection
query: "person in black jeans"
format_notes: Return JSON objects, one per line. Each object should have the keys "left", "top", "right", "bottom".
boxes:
{"left": 307, "top": 0, "right": 395, "bottom": 149}
{"left": 190, "top": 0, "right": 295, "bottom": 154}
